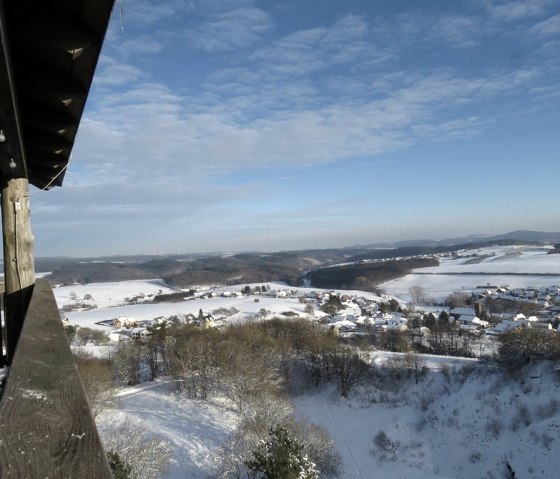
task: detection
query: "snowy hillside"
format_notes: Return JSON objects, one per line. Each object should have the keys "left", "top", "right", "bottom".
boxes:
{"left": 380, "top": 245, "right": 560, "bottom": 302}
{"left": 296, "top": 360, "right": 560, "bottom": 479}
{"left": 94, "top": 356, "right": 560, "bottom": 479}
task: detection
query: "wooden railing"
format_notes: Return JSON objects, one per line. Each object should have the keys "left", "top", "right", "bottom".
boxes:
{"left": 0, "top": 279, "right": 112, "bottom": 478}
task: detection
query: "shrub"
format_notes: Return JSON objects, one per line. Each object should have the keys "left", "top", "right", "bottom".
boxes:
{"left": 107, "top": 451, "right": 133, "bottom": 479}
{"left": 536, "top": 399, "right": 559, "bottom": 420}
{"left": 486, "top": 418, "right": 503, "bottom": 439}
{"left": 101, "top": 423, "right": 172, "bottom": 479}
{"left": 373, "top": 431, "right": 397, "bottom": 454}
{"left": 244, "top": 426, "right": 319, "bottom": 479}
{"left": 469, "top": 451, "right": 481, "bottom": 463}
{"left": 75, "top": 326, "right": 108, "bottom": 345}
{"left": 497, "top": 328, "right": 556, "bottom": 369}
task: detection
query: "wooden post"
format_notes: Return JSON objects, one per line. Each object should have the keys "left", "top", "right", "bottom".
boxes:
{"left": 1, "top": 177, "right": 35, "bottom": 362}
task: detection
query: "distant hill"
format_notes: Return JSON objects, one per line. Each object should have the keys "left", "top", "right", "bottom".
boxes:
{"left": 355, "top": 230, "right": 560, "bottom": 249}
{"left": 35, "top": 230, "right": 559, "bottom": 288}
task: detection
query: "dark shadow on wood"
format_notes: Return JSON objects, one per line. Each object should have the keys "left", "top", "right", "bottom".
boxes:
{"left": 3, "top": 283, "right": 34, "bottom": 363}
{"left": 0, "top": 279, "right": 112, "bottom": 478}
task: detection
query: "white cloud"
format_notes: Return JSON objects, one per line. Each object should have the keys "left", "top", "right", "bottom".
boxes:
{"left": 121, "top": 0, "right": 188, "bottom": 26}
{"left": 116, "top": 37, "right": 164, "bottom": 58}
{"left": 531, "top": 13, "right": 560, "bottom": 36}
{"left": 36, "top": 1, "right": 559, "bottom": 256}
{"left": 250, "top": 14, "right": 389, "bottom": 76}
{"left": 187, "top": 7, "right": 273, "bottom": 51}
{"left": 486, "top": 0, "right": 555, "bottom": 22}
{"left": 429, "top": 15, "right": 483, "bottom": 48}
{"left": 94, "top": 56, "right": 143, "bottom": 86}
{"left": 374, "top": 12, "right": 486, "bottom": 49}
{"left": 74, "top": 65, "right": 541, "bottom": 196}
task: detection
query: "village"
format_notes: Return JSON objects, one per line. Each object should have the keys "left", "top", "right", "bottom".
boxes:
{"left": 64, "top": 280, "right": 560, "bottom": 356}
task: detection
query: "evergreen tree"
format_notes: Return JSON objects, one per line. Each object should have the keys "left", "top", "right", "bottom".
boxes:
{"left": 107, "top": 450, "right": 133, "bottom": 479}
{"left": 245, "top": 426, "right": 319, "bottom": 479}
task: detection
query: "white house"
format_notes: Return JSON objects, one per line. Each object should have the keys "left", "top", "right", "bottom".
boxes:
{"left": 108, "top": 332, "right": 130, "bottom": 342}
{"left": 488, "top": 319, "right": 530, "bottom": 336}
{"left": 458, "top": 315, "right": 489, "bottom": 329}
{"left": 130, "top": 328, "right": 151, "bottom": 340}
{"left": 113, "top": 316, "right": 137, "bottom": 328}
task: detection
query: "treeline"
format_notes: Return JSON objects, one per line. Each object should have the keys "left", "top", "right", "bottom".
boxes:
{"left": 44, "top": 250, "right": 365, "bottom": 287}
{"left": 108, "top": 319, "right": 370, "bottom": 400}
{"left": 303, "top": 257, "right": 438, "bottom": 290}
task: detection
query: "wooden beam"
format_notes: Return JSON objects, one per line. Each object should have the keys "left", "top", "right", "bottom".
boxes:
{"left": 18, "top": 72, "right": 86, "bottom": 104}
{"left": 20, "top": 125, "right": 72, "bottom": 158}
{"left": 21, "top": 107, "right": 76, "bottom": 134}
{"left": 8, "top": 3, "right": 99, "bottom": 53}
{"left": 1, "top": 177, "right": 35, "bottom": 361}
{"left": 0, "top": 0, "right": 28, "bottom": 181}
{"left": 0, "top": 280, "right": 113, "bottom": 478}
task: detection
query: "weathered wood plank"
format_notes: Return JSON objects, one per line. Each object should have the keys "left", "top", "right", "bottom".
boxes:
{"left": 0, "top": 279, "right": 112, "bottom": 478}
{"left": 1, "top": 178, "right": 35, "bottom": 361}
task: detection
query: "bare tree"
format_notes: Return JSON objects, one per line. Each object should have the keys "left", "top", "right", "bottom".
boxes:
{"left": 403, "top": 352, "right": 426, "bottom": 384}
{"left": 168, "top": 328, "right": 219, "bottom": 399}
{"left": 498, "top": 328, "right": 556, "bottom": 369}
{"left": 409, "top": 285, "right": 427, "bottom": 304}
{"left": 326, "top": 346, "right": 369, "bottom": 397}
{"left": 74, "top": 349, "right": 115, "bottom": 417}
{"left": 113, "top": 342, "right": 144, "bottom": 386}
{"left": 217, "top": 339, "right": 281, "bottom": 412}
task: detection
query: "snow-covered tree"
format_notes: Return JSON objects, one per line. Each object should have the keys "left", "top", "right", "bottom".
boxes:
{"left": 101, "top": 422, "right": 172, "bottom": 479}
{"left": 245, "top": 426, "right": 319, "bottom": 479}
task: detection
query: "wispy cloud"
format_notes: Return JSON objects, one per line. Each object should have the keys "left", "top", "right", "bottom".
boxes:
{"left": 250, "top": 14, "right": 389, "bottom": 76}
{"left": 121, "top": 0, "right": 188, "bottom": 26}
{"left": 116, "top": 37, "right": 164, "bottom": 58}
{"left": 74, "top": 65, "right": 541, "bottom": 194}
{"left": 373, "top": 12, "right": 487, "bottom": 49}
{"left": 94, "top": 56, "right": 143, "bottom": 86}
{"left": 530, "top": 13, "right": 560, "bottom": 36}
{"left": 34, "top": 1, "right": 560, "bottom": 256}
{"left": 186, "top": 7, "right": 273, "bottom": 51}
{"left": 486, "top": 0, "right": 555, "bottom": 22}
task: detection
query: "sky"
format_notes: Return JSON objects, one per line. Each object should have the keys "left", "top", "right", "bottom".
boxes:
{"left": 31, "top": 0, "right": 560, "bottom": 257}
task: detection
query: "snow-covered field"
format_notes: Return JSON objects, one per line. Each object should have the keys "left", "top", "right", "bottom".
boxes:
{"left": 380, "top": 245, "right": 560, "bottom": 302}
{"left": 56, "top": 281, "right": 383, "bottom": 330}
{"left": 54, "top": 279, "right": 178, "bottom": 309}
{"left": 421, "top": 245, "right": 560, "bottom": 274}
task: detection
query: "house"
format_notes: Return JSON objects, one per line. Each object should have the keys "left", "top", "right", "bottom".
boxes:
{"left": 108, "top": 332, "right": 130, "bottom": 342}
{"left": 487, "top": 320, "right": 518, "bottom": 336}
{"left": 450, "top": 307, "right": 476, "bottom": 319}
{"left": 112, "top": 316, "right": 137, "bottom": 328}
{"left": 130, "top": 328, "right": 151, "bottom": 340}
{"left": 458, "top": 315, "right": 489, "bottom": 328}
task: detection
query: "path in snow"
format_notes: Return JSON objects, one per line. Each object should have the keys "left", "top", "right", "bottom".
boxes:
{"left": 323, "top": 395, "right": 362, "bottom": 479}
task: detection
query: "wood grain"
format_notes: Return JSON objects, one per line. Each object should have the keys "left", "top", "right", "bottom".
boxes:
{"left": 0, "top": 279, "right": 112, "bottom": 478}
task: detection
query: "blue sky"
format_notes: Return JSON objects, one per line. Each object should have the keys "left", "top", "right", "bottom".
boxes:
{"left": 32, "top": 0, "right": 560, "bottom": 256}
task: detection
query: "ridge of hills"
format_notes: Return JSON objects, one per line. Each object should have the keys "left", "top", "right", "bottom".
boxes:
{"left": 35, "top": 230, "right": 560, "bottom": 289}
